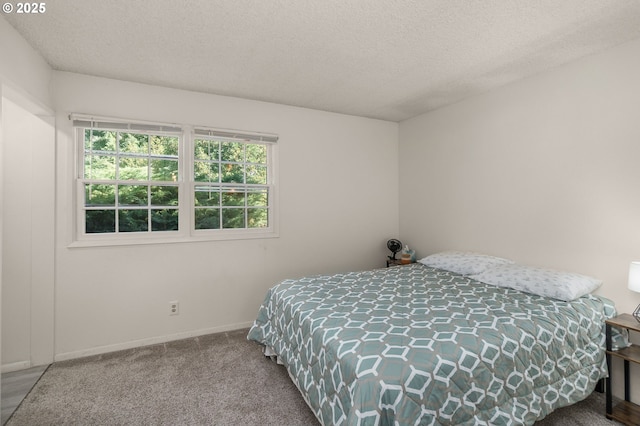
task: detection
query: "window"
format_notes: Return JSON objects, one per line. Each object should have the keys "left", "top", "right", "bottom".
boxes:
{"left": 193, "top": 136, "right": 270, "bottom": 231}
{"left": 73, "top": 115, "right": 277, "bottom": 245}
{"left": 82, "top": 129, "right": 180, "bottom": 234}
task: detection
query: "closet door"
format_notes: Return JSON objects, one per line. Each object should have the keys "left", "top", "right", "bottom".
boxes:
{"left": 1, "top": 91, "right": 55, "bottom": 372}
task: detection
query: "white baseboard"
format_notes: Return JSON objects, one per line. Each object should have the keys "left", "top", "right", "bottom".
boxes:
{"left": 54, "top": 321, "right": 254, "bottom": 362}
{"left": 1, "top": 360, "right": 31, "bottom": 373}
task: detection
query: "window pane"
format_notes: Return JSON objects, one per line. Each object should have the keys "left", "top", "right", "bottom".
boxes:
{"left": 222, "top": 208, "right": 245, "bottom": 228}
{"left": 247, "top": 189, "right": 267, "bottom": 207}
{"left": 151, "top": 186, "right": 178, "bottom": 206}
{"left": 195, "top": 208, "right": 220, "bottom": 229}
{"left": 151, "top": 159, "right": 178, "bottom": 181}
{"left": 118, "top": 209, "right": 148, "bottom": 232}
{"left": 248, "top": 208, "right": 268, "bottom": 228}
{"left": 85, "top": 184, "right": 115, "bottom": 207}
{"left": 246, "top": 144, "right": 266, "bottom": 164}
{"left": 194, "top": 162, "right": 219, "bottom": 182}
{"left": 79, "top": 125, "right": 273, "bottom": 238}
{"left": 85, "top": 155, "right": 116, "bottom": 180}
{"left": 86, "top": 210, "right": 116, "bottom": 233}
{"left": 246, "top": 165, "right": 267, "bottom": 184}
{"left": 150, "top": 136, "right": 178, "bottom": 156}
{"left": 151, "top": 209, "right": 179, "bottom": 231}
{"left": 85, "top": 130, "right": 116, "bottom": 153}
{"left": 194, "top": 139, "right": 219, "bottom": 161}
{"left": 221, "top": 141, "right": 244, "bottom": 162}
{"left": 195, "top": 187, "right": 220, "bottom": 206}
{"left": 119, "top": 185, "right": 148, "bottom": 206}
{"left": 222, "top": 190, "right": 245, "bottom": 207}
{"left": 119, "top": 133, "right": 149, "bottom": 154}
{"left": 119, "top": 157, "right": 148, "bottom": 180}
{"left": 221, "top": 164, "right": 244, "bottom": 183}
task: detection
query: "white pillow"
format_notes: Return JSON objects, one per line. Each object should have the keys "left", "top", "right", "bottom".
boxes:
{"left": 418, "top": 251, "right": 514, "bottom": 275}
{"left": 469, "top": 263, "right": 602, "bottom": 301}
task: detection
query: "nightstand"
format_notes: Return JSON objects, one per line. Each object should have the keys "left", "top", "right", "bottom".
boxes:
{"left": 605, "top": 313, "right": 640, "bottom": 425}
{"left": 387, "top": 258, "right": 415, "bottom": 267}
{"left": 386, "top": 258, "right": 404, "bottom": 267}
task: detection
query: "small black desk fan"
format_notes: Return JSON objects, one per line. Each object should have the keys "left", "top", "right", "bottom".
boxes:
{"left": 387, "top": 239, "right": 403, "bottom": 260}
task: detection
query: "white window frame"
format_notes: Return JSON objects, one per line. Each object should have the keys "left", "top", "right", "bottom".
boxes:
{"left": 71, "top": 115, "right": 278, "bottom": 247}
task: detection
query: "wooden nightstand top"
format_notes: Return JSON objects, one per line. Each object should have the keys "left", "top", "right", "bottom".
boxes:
{"left": 607, "top": 314, "right": 640, "bottom": 333}
{"left": 386, "top": 258, "right": 414, "bottom": 267}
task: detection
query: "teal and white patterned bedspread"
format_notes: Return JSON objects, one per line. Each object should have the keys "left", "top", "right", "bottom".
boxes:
{"left": 247, "top": 263, "right": 616, "bottom": 425}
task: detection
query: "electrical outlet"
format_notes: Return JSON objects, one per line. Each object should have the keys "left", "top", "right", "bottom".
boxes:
{"left": 169, "top": 301, "right": 179, "bottom": 316}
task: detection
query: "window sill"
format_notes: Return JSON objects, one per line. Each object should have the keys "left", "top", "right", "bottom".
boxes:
{"left": 68, "top": 229, "right": 279, "bottom": 248}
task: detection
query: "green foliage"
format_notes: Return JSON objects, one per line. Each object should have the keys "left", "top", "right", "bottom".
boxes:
{"left": 248, "top": 208, "right": 268, "bottom": 228}
{"left": 83, "top": 132, "right": 269, "bottom": 234}
{"left": 151, "top": 209, "right": 179, "bottom": 231}
{"left": 118, "top": 157, "right": 147, "bottom": 180}
{"left": 83, "top": 129, "right": 181, "bottom": 233}
{"left": 246, "top": 165, "right": 267, "bottom": 184}
{"left": 194, "top": 139, "right": 219, "bottom": 161}
{"left": 85, "top": 155, "right": 116, "bottom": 180}
{"left": 247, "top": 144, "right": 267, "bottom": 163}
{"left": 193, "top": 139, "right": 267, "bottom": 184}
{"left": 119, "top": 185, "right": 147, "bottom": 206}
{"left": 191, "top": 139, "right": 270, "bottom": 230}
{"left": 220, "top": 141, "right": 244, "bottom": 162}
{"left": 194, "top": 187, "right": 220, "bottom": 206}
{"left": 222, "top": 190, "right": 244, "bottom": 206}
{"left": 119, "top": 132, "right": 148, "bottom": 154}
{"left": 195, "top": 208, "right": 220, "bottom": 230}
{"left": 221, "top": 163, "right": 244, "bottom": 183}
{"left": 194, "top": 163, "right": 219, "bottom": 183}
{"left": 151, "top": 186, "right": 179, "bottom": 206}
{"left": 86, "top": 210, "right": 115, "bottom": 233}
{"left": 118, "top": 210, "right": 148, "bottom": 232}
{"left": 247, "top": 189, "right": 268, "bottom": 207}
{"left": 85, "top": 184, "right": 115, "bottom": 206}
{"left": 222, "top": 208, "right": 245, "bottom": 228}
{"left": 151, "top": 135, "right": 178, "bottom": 156}
{"left": 151, "top": 159, "right": 178, "bottom": 182}
{"left": 85, "top": 129, "right": 116, "bottom": 152}
{"left": 84, "top": 131, "right": 179, "bottom": 182}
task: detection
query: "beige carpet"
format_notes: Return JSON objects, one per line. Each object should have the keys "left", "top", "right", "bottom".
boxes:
{"left": 6, "top": 328, "right": 619, "bottom": 425}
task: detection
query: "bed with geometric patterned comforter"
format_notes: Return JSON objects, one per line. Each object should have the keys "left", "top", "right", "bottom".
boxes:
{"left": 247, "top": 263, "right": 616, "bottom": 425}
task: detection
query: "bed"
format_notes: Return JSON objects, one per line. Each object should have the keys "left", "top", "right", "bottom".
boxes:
{"left": 248, "top": 253, "right": 619, "bottom": 425}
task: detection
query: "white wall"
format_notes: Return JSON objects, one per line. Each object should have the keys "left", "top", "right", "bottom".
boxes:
{"left": 2, "top": 99, "right": 32, "bottom": 368}
{"left": 1, "top": 12, "right": 399, "bottom": 362}
{"left": 1, "top": 98, "right": 55, "bottom": 370}
{"left": 0, "top": 16, "right": 52, "bottom": 109}
{"left": 53, "top": 72, "right": 399, "bottom": 359}
{"left": 399, "top": 37, "right": 640, "bottom": 314}
{"left": 0, "top": 15, "right": 55, "bottom": 373}
{"left": 399, "top": 36, "right": 640, "bottom": 401}
{"left": 0, "top": 85, "right": 3, "bottom": 396}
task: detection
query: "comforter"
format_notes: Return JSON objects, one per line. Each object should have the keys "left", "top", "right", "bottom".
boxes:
{"left": 248, "top": 263, "right": 615, "bottom": 425}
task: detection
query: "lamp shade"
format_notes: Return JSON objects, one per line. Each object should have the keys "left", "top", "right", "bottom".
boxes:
{"left": 629, "top": 262, "right": 640, "bottom": 293}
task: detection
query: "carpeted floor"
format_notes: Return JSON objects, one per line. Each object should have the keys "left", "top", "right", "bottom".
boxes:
{"left": 6, "top": 328, "right": 620, "bottom": 425}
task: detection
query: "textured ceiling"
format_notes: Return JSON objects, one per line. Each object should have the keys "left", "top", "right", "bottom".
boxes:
{"left": 5, "top": 0, "right": 640, "bottom": 121}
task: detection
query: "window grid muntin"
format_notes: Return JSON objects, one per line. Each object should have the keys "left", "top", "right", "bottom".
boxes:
{"left": 83, "top": 129, "right": 179, "bottom": 181}
{"left": 75, "top": 119, "right": 277, "bottom": 243}
{"left": 83, "top": 179, "right": 180, "bottom": 234}
{"left": 194, "top": 183, "right": 270, "bottom": 230}
{"left": 193, "top": 137, "right": 271, "bottom": 231}
{"left": 81, "top": 127, "right": 181, "bottom": 235}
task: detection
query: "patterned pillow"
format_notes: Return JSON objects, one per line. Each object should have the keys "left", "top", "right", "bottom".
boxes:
{"left": 469, "top": 263, "right": 602, "bottom": 301}
{"left": 418, "top": 251, "right": 514, "bottom": 275}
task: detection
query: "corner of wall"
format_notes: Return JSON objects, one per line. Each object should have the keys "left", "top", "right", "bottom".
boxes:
{"left": 0, "top": 14, "right": 53, "bottom": 111}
